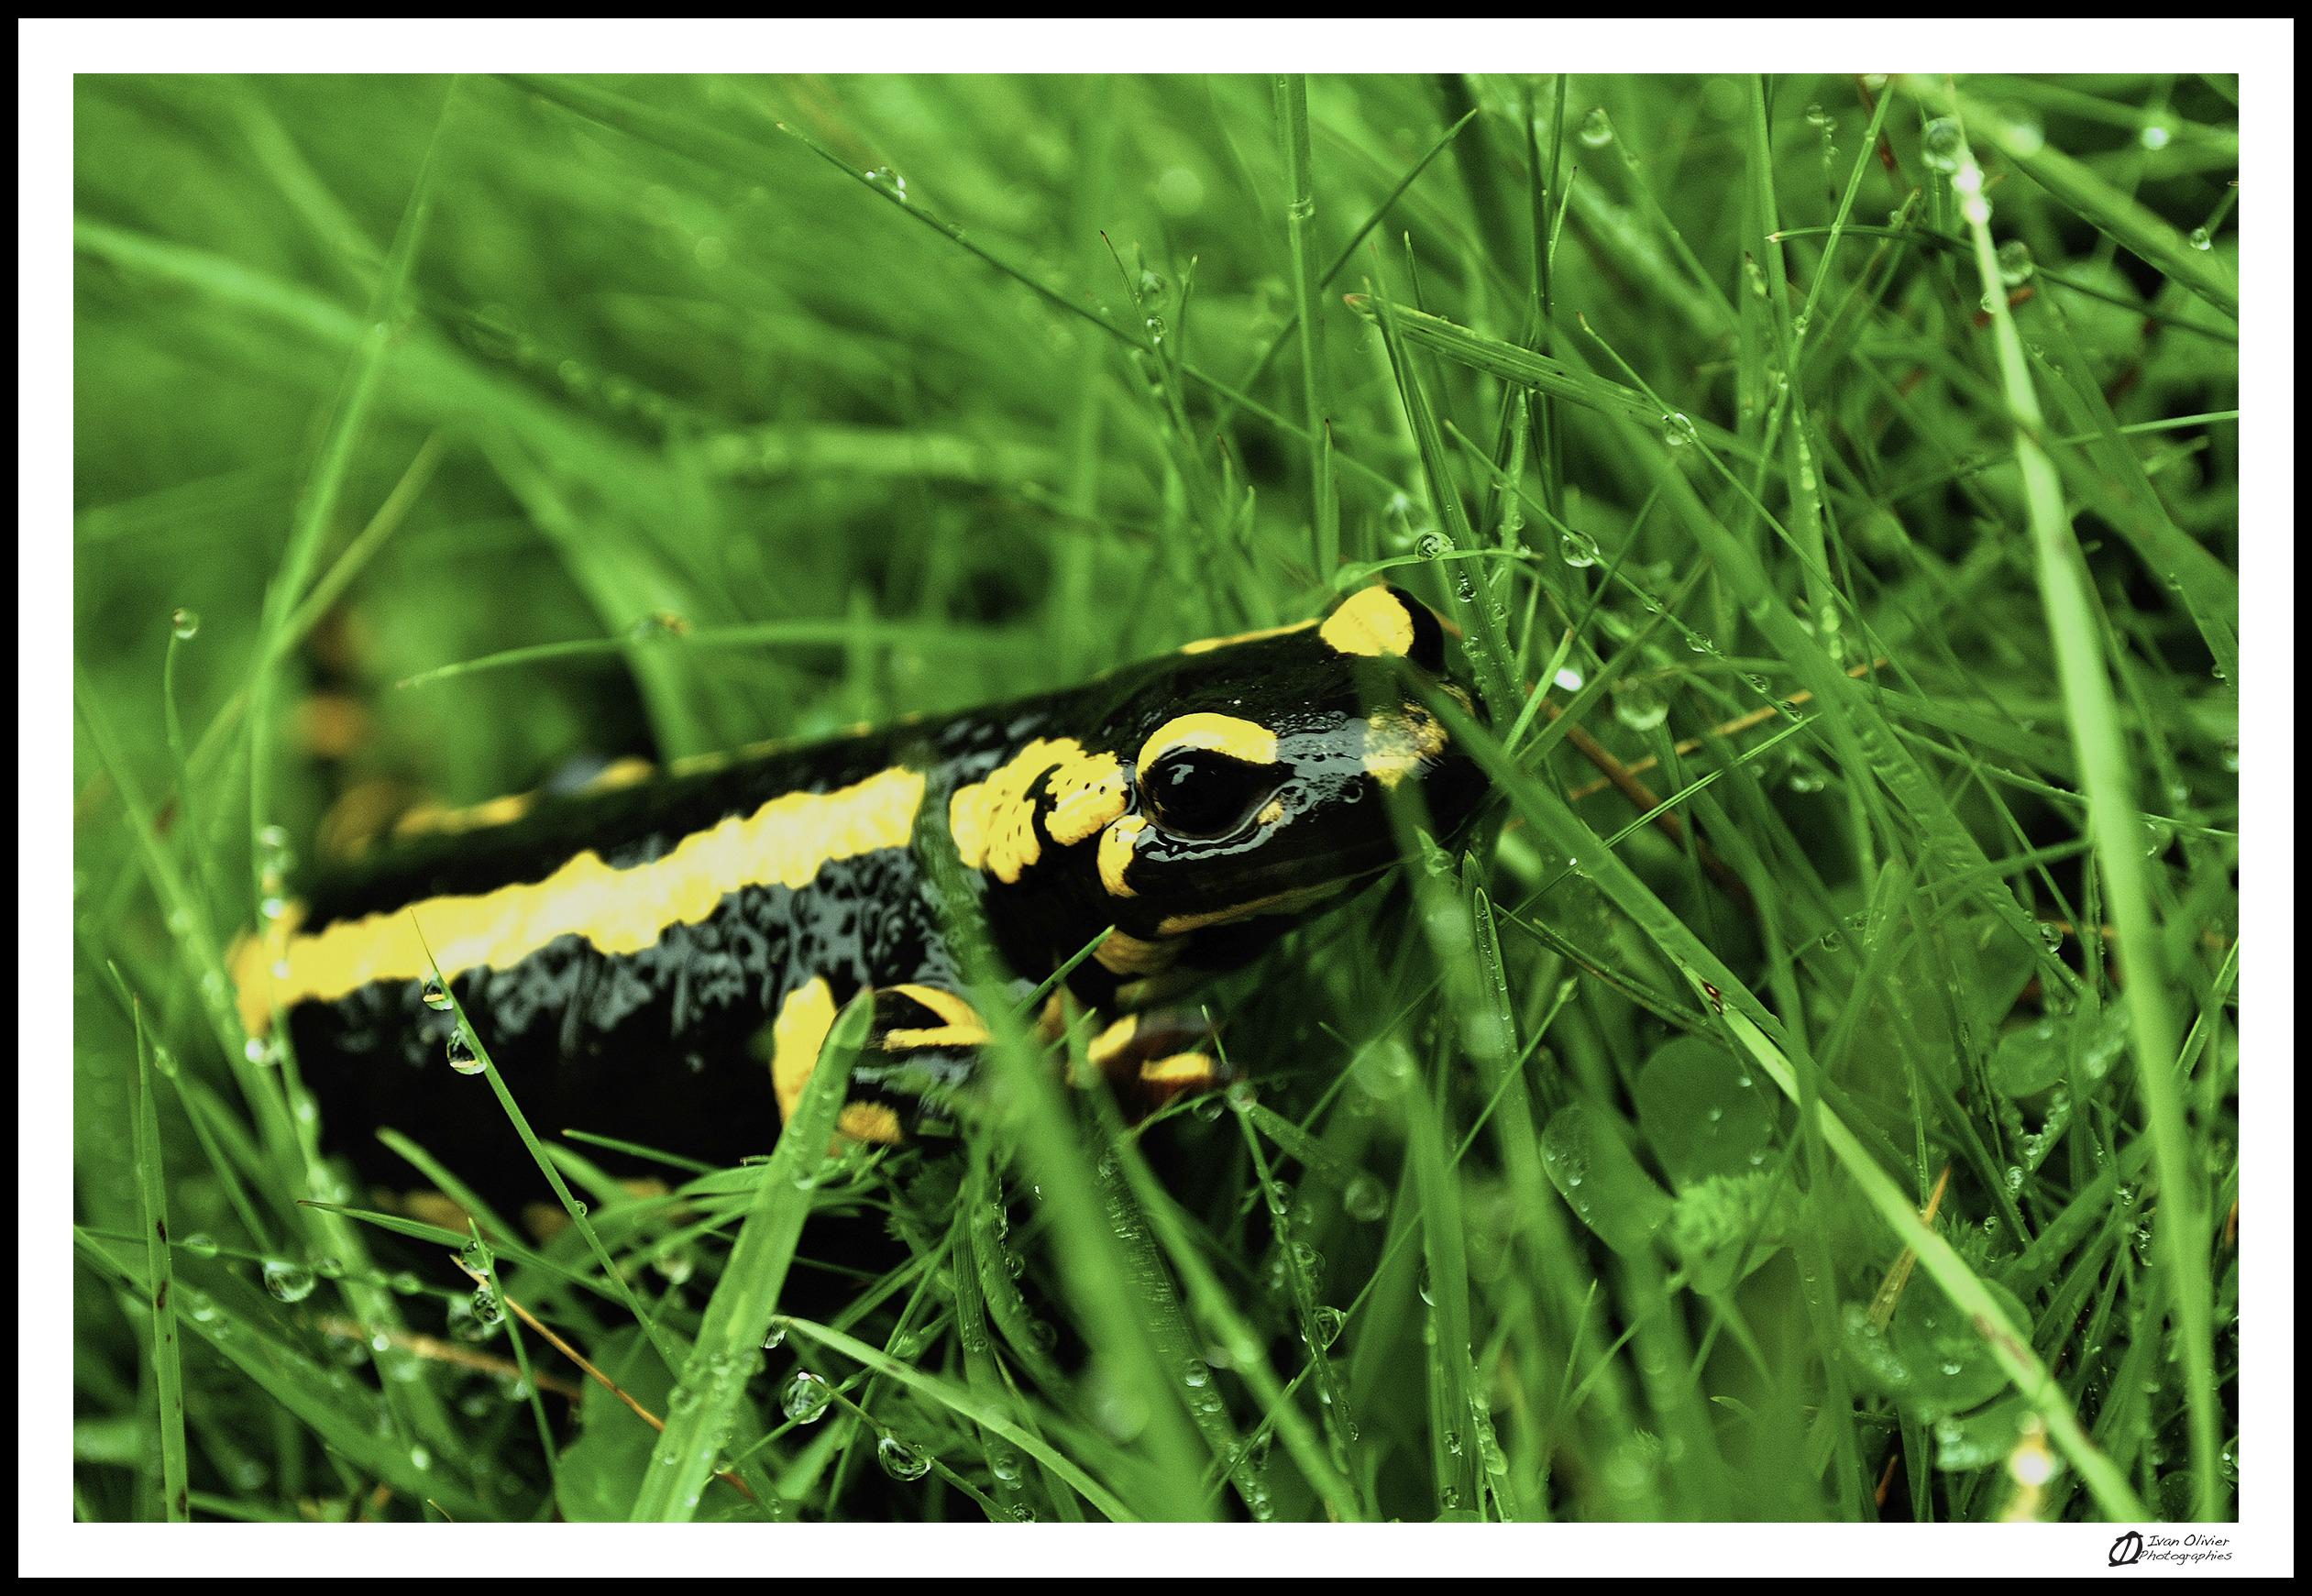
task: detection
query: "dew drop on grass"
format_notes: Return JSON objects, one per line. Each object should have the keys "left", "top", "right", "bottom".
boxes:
{"left": 1414, "top": 529, "right": 1449, "bottom": 561}
{"left": 1559, "top": 531, "right": 1599, "bottom": 568}
{"left": 180, "top": 1231, "right": 218, "bottom": 1259}
{"left": 422, "top": 977, "right": 454, "bottom": 1013}
{"left": 1312, "top": 1305, "right": 1345, "bottom": 1348}
{"left": 1997, "top": 239, "right": 2034, "bottom": 287}
{"left": 1343, "top": 1172, "right": 1388, "bottom": 1223}
{"left": 1143, "top": 315, "right": 1166, "bottom": 345}
{"left": 1658, "top": 412, "right": 1697, "bottom": 448}
{"left": 170, "top": 608, "right": 201, "bottom": 640}
{"left": 1182, "top": 1359, "right": 1212, "bottom": 1389}
{"left": 1417, "top": 1266, "right": 1436, "bottom": 1306}
{"left": 864, "top": 166, "right": 908, "bottom": 201}
{"left": 261, "top": 1259, "right": 316, "bottom": 1304}
{"left": 2138, "top": 120, "right": 2172, "bottom": 151}
{"left": 878, "top": 1435, "right": 931, "bottom": 1481}
{"left": 989, "top": 1448, "right": 1024, "bottom": 1485}
{"left": 446, "top": 1031, "right": 483, "bottom": 1075}
{"left": 1921, "top": 117, "right": 1965, "bottom": 174}
{"left": 1612, "top": 681, "right": 1668, "bottom": 733}
{"left": 1225, "top": 1079, "right": 1259, "bottom": 1112}
{"left": 1577, "top": 108, "right": 1614, "bottom": 149}
{"left": 781, "top": 1370, "right": 831, "bottom": 1425}
{"left": 1192, "top": 1093, "right": 1226, "bottom": 1122}
{"left": 2187, "top": 226, "right": 2214, "bottom": 252}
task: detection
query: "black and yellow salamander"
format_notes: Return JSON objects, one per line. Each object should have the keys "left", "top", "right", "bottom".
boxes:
{"left": 230, "top": 584, "right": 1487, "bottom": 1213}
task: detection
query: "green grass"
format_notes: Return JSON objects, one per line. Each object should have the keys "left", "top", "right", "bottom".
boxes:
{"left": 72, "top": 72, "right": 2240, "bottom": 1524}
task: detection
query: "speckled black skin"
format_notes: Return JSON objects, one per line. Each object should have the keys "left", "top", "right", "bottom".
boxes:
{"left": 289, "top": 589, "right": 1486, "bottom": 1210}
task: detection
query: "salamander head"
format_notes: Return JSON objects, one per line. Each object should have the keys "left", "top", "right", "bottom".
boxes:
{"left": 949, "top": 584, "right": 1490, "bottom": 1007}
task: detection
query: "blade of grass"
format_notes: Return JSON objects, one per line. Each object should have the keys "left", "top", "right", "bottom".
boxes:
{"left": 1945, "top": 125, "right": 2215, "bottom": 1523}
{"left": 632, "top": 990, "right": 869, "bottom": 1521}
{"left": 127, "top": 1001, "right": 190, "bottom": 1522}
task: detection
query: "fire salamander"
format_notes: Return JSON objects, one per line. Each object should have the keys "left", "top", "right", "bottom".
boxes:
{"left": 231, "top": 584, "right": 1486, "bottom": 1217}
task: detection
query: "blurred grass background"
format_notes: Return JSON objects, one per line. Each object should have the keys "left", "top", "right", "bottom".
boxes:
{"left": 72, "top": 73, "right": 2239, "bottom": 1524}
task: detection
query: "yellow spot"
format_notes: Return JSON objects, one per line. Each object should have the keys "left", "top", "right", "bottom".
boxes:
{"left": 1136, "top": 712, "right": 1278, "bottom": 775}
{"left": 583, "top": 756, "right": 655, "bottom": 794}
{"left": 1179, "top": 618, "right": 1317, "bottom": 655}
{"left": 771, "top": 977, "right": 838, "bottom": 1123}
{"left": 243, "top": 767, "right": 923, "bottom": 1036}
{"left": 1254, "top": 797, "right": 1285, "bottom": 827}
{"left": 392, "top": 789, "right": 537, "bottom": 842}
{"left": 398, "top": 1190, "right": 474, "bottom": 1235}
{"left": 1364, "top": 704, "right": 1448, "bottom": 790}
{"left": 231, "top": 908, "right": 303, "bottom": 1037}
{"left": 950, "top": 738, "right": 1119, "bottom": 884}
{"left": 1155, "top": 879, "right": 1349, "bottom": 938}
{"left": 1088, "top": 1014, "right": 1140, "bottom": 1071}
{"left": 1095, "top": 928, "right": 1181, "bottom": 976}
{"left": 1098, "top": 815, "right": 1145, "bottom": 897}
{"left": 1045, "top": 750, "right": 1128, "bottom": 844}
{"left": 835, "top": 1101, "right": 904, "bottom": 1145}
{"left": 888, "top": 984, "right": 983, "bottom": 1032}
{"left": 1139, "top": 1051, "right": 1217, "bottom": 1089}
{"left": 1320, "top": 585, "right": 1415, "bottom": 658}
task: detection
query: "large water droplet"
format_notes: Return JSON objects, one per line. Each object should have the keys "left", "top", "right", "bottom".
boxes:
{"left": 170, "top": 608, "right": 202, "bottom": 641}
{"left": 781, "top": 1370, "right": 832, "bottom": 1425}
{"left": 261, "top": 1259, "right": 315, "bottom": 1304}
{"left": 1578, "top": 108, "right": 1614, "bottom": 149}
{"left": 1921, "top": 117, "right": 1965, "bottom": 174}
{"left": 878, "top": 1435, "right": 931, "bottom": 1481}
{"left": 1997, "top": 239, "right": 2034, "bottom": 287}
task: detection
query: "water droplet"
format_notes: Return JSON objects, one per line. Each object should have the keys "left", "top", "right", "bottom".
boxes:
{"left": 1997, "top": 239, "right": 2034, "bottom": 287}
{"left": 1343, "top": 1172, "right": 1388, "bottom": 1223}
{"left": 2187, "top": 226, "right": 2214, "bottom": 252}
{"left": 261, "top": 1259, "right": 315, "bottom": 1304}
{"left": 1143, "top": 314, "right": 1166, "bottom": 344}
{"left": 446, "top": 1031, "right": 484, "bottom": 1075}
{"left": 170, "top": 608, "right": 201, "bottom": 641}
{"left": 864, "top": 166, "right": 908, "bottom": 201}
{"left": 989, "top": 1448, "right": 1024, "bottom": 1485}
{"left": 1191, "top": 1094, "right": 1226, "bottom": 1122}
{"left": 422, "top": 977, "right": 454, "bottom": 1013}
{"left": 1182, "top": 1359, "right": 1211, "bottom": 1389}
{"left": 781, "top": 1370, "right": 832, "bottom": 1425}
{"left": 1312, "top": 1305, "right": 1345, "bottom": 1348}
{"left": 877, "top": 1435, "right": 931, "bottom": 1481}
{"left": 1225, "top": 1079, "right": 1259, "bottom": 1112}
{"left": 1612, "top": 680, "right": 1668, "bottom": 733}
{"left": 1559, "top": 531, "right": 1600, "bottom": 568}
{"left": 1266, "top": 1181, "right": 1294, "bottom": 1217}
{"left": 1659, "top": 413, "right": 1697, "bottom": 448}
{"left": 1805, "top": 103, "right": 1830, "bottom": 129}
{"left": 1577, "top": 108, "right": 1614, "bottom": 149}
{"left": 1417, "top": 1266, "right": 1436, "bottom": 1306}
{"left": 2138, "top": 120, "right": 2172, "bottom": 151}
{"left": 1414, "top": 529, "right": 1450, "bottom": 560}
{"left": 1921, "top": 117, "right": 1965, "bottom": 174}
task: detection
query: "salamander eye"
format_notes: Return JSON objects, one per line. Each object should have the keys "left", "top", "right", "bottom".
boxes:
{"left": 1140, "top": 751, "right": 1276, "bottom": 841}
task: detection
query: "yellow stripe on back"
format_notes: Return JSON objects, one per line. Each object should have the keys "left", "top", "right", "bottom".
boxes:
{"left": 238, "top": 766, "right": 925, "bottom": 1032}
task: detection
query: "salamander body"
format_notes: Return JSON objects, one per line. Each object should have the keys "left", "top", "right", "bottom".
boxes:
{"left": 232, "top": 585, "right": 1487, "bottom": 1212}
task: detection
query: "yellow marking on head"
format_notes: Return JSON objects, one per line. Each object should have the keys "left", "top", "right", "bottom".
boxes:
{"left": 1179, "top": 618, "right": 1318, "bottom": 655}
{"left": 1095, "top": 928, "right": 1182, "bottom": 976}
{"left": 1044, "top": 750, "right": 1128, "bottom": 845}
{"left": 1154, "top": 878, "right": 1350, "bottom": 938}
{"left": 1088, "top": 1014, "right": 1140, "bottom": 1071}
{"left": 248, "top": 768, "right": 925, "bottom": 1029}
{"left": 1364, "top": 703, "right": 1448, "bottom": 790}
{"left": 835, "top": 1101, "right": 904, "bottom": 1145}
{"left": 1098, "top": 814, "right": 1145, "bottom": 897}
{"left": 887, "top": 985, "right": 983, "bottom": 1032}
{"left": 1139, "top": 1051, "right": 1217, "bottom": 1089}
{"left": 1136, "top": 713, "right": 1278, "bottom": 776}
{"left": 881, "top": 1020, "right": 990, "bottom": 1051}
{"left": 1254, "top": 797, "right": 1286, "bottom": 828}
{"left": 771, "top": 977, "right": 839, "bottom": 1123}
{"left": 950, "top": 738, "right": 1118, "bottom": 885}
{"left": 1320, "top": 585, "right": 1415, "bottom": 658}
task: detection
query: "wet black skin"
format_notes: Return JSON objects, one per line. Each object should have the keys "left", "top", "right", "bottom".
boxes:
{"left": 286, "top": 586, "right": 1487, "bottom": 1209}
